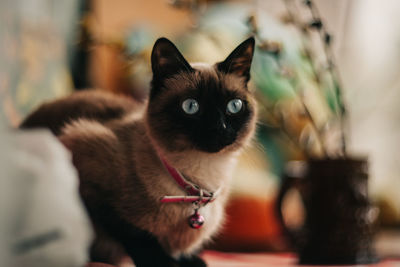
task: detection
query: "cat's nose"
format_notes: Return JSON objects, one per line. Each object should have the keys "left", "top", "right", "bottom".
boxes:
{"left": 214, "top": 117, "right": 235, "bottom": 143}
{"left": 213, "top": 110, "right": 227, "bottom": 130}
{"left": 220, "top": 117, "right": 227, "bottom": 130}
{"left": 209, "top": 117, "right": 228, "bottom": 134}
{"left": 206, "top": 111, "right": 235, "bottom": 141}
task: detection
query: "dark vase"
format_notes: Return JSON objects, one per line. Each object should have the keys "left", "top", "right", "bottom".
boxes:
{"left": 277, "top": 157, "right": 378, "bottom": 265}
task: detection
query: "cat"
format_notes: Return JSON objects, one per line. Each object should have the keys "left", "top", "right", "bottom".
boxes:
{"left": 21, "top": 37, "right": 258, "bottom": 267}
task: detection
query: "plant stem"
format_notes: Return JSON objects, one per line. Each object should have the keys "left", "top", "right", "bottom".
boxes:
{"left": 304, "top": 0, "right": 347, "bottom": 156}
{"left": 248, "top": 12, "right": 327, "bottom": 157}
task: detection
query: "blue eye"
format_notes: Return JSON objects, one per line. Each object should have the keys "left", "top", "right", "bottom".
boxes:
{"left": 182, "top": 98, "right": 199, "bottom": 114}
{"left": 227, "top": 99, "right": 243, "bottom": 114}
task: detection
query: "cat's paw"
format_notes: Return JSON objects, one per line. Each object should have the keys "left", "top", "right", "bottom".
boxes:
{"left": 134, "top": 257, "right": 180, "bottom": 267}
{"left": 178, "top": 255, "right": 207, "bottom": 267}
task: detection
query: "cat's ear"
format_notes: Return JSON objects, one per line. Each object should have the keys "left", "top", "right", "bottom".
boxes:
{"left": 151, "top": 37, "right": 193, "bottom": 80}
{"left": 217, "top": 37, "right": 255, "bottom": 82}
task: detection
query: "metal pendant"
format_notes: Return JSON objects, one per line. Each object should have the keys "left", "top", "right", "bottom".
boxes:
{"left": 188, "top": 210, "right": 204, "bottom": 229}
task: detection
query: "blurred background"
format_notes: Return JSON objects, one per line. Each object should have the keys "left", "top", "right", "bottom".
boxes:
{"left": 1, "top": 0, "right": 400, "bottom": 264}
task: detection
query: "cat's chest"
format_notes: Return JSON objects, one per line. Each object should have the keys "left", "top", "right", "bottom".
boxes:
{"left": 131, "top": 150, "right": 234, "bottom": 254}
{"left": 154, "top": 193, "right": 226, "bottom": 255}
{"left": 133, "top": 169, "right": 229, "bottom": 254}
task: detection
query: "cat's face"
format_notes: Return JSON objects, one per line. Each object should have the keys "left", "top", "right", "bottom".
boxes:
{"left": 146, "top": 37, "right": 257, "bottom": 154}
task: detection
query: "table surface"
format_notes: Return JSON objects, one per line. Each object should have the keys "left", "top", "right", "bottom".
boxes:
{"left": 202, "top": 251, "right": 400, "bottom": 267}
{"left": 87, "top": 230, "right": 400, "bottom": 267}
{"left": 88, "top": 251, "right": 400, "bottom": 267}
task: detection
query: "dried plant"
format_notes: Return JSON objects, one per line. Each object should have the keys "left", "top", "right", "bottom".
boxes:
{"left": 249, "top": 0, "right": 348, "bottom": 158}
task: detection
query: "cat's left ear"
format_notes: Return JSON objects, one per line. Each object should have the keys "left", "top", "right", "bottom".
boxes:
{"left": 217, "top": 37, "right": 255, "bottom": 82}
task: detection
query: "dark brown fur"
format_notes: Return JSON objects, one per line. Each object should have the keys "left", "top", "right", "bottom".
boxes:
{"left": 20, "top": 90, "right": 142, "bottom": 135}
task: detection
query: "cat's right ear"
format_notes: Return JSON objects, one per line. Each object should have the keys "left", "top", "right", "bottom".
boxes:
{"left": 151, "top": 37, "right": 193, "bottom": 81}
{"left": 217, "top": 37, "right": 255, "bottom": 82}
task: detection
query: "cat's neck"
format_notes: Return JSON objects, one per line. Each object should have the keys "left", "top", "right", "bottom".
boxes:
{"left": 143, "top": 119, "right": 239, "bottom": 192}
{"left": 162, "top": 150, "right": 239, "bottom": 192}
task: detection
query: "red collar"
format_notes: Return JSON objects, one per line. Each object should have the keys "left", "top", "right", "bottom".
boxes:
{"left": 158, "top": 156, "right": 219, "bottom": 204}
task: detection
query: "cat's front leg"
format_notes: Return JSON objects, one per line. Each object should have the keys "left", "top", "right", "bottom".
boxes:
{"left": 121, "top": 230, "right": 180, "bottom": 267}
{"left": 89, "top": 204, "right": 179, "bottom": 267}
{"left": 178, "top": 254, "right": 207, "bottom": 267}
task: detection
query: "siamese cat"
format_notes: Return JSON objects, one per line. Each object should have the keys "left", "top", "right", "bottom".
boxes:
{"left": 21, "top": 37, "right": 258, "bottom": 267}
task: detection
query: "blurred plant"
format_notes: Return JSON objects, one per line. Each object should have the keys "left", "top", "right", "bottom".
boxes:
{"left": 74, "top": 12, "right": 154, "bottom": 100}
{"left": 249, "top": 0, "right": 348, "bottom": 159}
